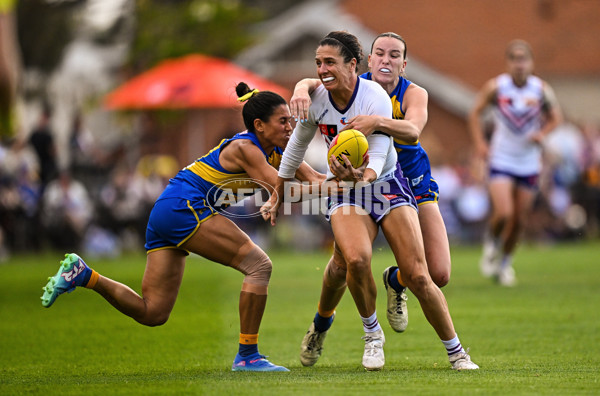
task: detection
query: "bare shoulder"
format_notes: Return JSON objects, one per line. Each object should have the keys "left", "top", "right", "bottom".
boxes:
{"left": 481, "top": 77, "right": 498, "bottom": 93}
{"left": 540, "top": 80, "right": 560, "bottom": 108}
{"left": 406, "top": 82, "right": 428, "bottom": 99}
{"left": 221, "top": 137, "right": 262, "bottom": 167}
{"left": 232, "top": 138, "right": 261, "bottom": 157}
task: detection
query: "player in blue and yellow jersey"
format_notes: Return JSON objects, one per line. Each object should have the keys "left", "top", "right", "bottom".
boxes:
{"left": 291, "top": 33, "right": 453, "bottom": 335}
{"left": 40, "top": 82, "right": 325, "bottom": 372}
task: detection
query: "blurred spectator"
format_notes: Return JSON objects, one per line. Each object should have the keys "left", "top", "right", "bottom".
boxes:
{"left": 41, "top": 170, "right": 93, "bottom": 251}
{"left": 575, "top": 122, "right": 600, "bottom": 236}
{"left": 97, "top": 164, "right": 150, "bottom": 249}
{"left": 0, "top": 138, "right": 42, "bottom": 253}
{"left": 28, "top": 105, "right": 58, "bottom": 190}
{"left": 431, "top": 164, "right": 463, "bottom": 242}
{"left": 68, "top": 111, "right": 120, "bottom": 200}
{"left": 69, "top": 112, "right": 101, "bottom": 175}
{"left": 452, "top": 164, "right": 490, "bottom": 243}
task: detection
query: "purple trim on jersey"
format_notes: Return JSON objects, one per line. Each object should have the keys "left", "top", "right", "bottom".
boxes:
{"left": 495, "top": 75, "right": 544, "bottom": 135}
{"left": 489, "top": 167, "right": 539, "bottom": 190}
{"left": 328, "top": 77, "right": 360, "bottom": 114}
{"left": 496, "top": 106, "right": 542, "bottom": 136}
{"left": 326, "top": 164, "right": 417, "bottom": 223}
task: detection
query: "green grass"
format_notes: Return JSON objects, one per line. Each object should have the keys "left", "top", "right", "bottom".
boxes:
{"left": 1, "top": 241, "right": 599, "bottom": 395}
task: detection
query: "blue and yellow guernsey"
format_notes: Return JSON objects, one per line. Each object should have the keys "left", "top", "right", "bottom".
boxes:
{"left": 158, "top": 131, "right": 282, "bottom": 211}
{"left": 360, "top": 72, "right": 437, "bottom": 202}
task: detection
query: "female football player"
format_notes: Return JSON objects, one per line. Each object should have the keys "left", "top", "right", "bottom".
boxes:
{"left": 469, "top": 39, "right": 562, "bottom": 286}
{"left": 262, "top": 31, "right": 478, "bottom": 371}
{"left": 41, "top": 82, "right": 326, "bottom": 372}
{"left": 291, "top": 32, "right": 450, "bottom": 334}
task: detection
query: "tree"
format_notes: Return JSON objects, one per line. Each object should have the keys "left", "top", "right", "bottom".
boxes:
{"left": 129, "top": 0, "right": 264, "bottom": 74}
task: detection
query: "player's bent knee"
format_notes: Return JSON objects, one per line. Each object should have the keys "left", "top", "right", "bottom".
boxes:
{"left": 237, "top": 244, "right": 272, "bottom": 295}
{"left": 343, "top": 250, "right": 370, "bottom": 269}
{"left": 431, "top": 271, "right": 450, "bottom": 288}
{"left": 138, "top": 310, "right": 171, "bottom": 327}
{"left": 405, "top": 273, "right": 430, "bottom": 296}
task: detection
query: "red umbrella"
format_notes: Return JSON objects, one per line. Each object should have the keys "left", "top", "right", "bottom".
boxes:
{"left": 104, "top": 54, "right": 290, "bottom": 109}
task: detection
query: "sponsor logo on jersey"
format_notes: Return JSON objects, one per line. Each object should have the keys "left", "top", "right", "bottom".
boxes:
{"left": 411, "top": 174, "right": 424, "bottom": 186}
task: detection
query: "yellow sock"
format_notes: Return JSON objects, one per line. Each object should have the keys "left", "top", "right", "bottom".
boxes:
{"left": 85, "top": 270, "right": 99, "bottom": 289}
{"left": 396, "top": 269, "right": 406, "bottom": 288}
{"left": 317, "top": 303, "right": 335, "bottom": 318}
{"left": 239, "top": 333, "right": 259, "bottom": 345}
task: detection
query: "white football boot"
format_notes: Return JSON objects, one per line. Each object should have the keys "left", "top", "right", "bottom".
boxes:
{"left": 361, "top": 329, "right": 385, "bottom": 371}
{"left": 480, "top": 234, "right": 500, "bottom": 278}
{"left": 449, "top": 349, "right": 479, "bottom": 370}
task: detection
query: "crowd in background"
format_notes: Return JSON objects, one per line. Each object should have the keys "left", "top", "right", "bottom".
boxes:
{"left": 1, "top": 110, "right": 599, "bottom": 261}
{"left": 0, "top": 108, "right": 174, "bottom": 260}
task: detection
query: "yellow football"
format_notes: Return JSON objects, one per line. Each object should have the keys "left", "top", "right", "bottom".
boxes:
{"left": 327, "top": 129, "right": 369, "bottom": 168}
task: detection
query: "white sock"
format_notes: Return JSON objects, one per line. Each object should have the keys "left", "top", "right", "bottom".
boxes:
{"left": 360, "top": 312, "right": 381, "bottom": 333}
{"left": 442, "top": 334, "right": 465, "bottom": 356}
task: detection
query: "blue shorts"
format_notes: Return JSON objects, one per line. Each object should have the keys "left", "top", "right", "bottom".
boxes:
{"left": 411, "top": 175, "right": 439, "bottom": 206}
{"left": 399, "top": 150, "right": 439, "bottom": 205}
{"left": 145, "top": 197, "right": 217, "bottom": 253}
{"left": 326, "top": 164, "right": 417, "bottom": 224}
{"left": 490, "top": 168, "right": 539, "bottom": 190}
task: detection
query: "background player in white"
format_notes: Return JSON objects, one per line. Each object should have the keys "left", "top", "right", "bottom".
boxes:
{"left": 291, "top": 32, "right": 450, "bottom": 334}
{"left": 469, "top": 39, "right": 563, "bottom": 286}
{"left": 263, "top": 31, "right": 478, "bottom": 371}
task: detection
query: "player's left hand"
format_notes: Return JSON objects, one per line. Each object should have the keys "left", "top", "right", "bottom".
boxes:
{"left": 329, "top": 153, "right": 369, "bottom": 182}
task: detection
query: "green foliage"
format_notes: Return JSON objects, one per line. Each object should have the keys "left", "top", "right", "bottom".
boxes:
{"left": 129, "top": 0, "right": 264, "bottom": 72}
{"left": 1, "top": 241, "right": 599, "bottom": 394}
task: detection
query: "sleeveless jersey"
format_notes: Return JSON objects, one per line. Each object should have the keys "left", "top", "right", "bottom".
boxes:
{"left": 158, "top": 131, "right": 282, "bottom": 209}
{"left": 360, "top": 72, "right": 433, "bottom": 184}
{"left": 489, "top": 73, "right": 545, "bottom": 176}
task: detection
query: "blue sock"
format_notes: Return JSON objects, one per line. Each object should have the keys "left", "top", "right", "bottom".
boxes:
{"left": 313, "top": 312, "right": 334, "bottom": 332}
{"left": 388, "top": 267, "right": 405, "bottom": 292}
{"left": 238, "top": 343, "right": 259, "bottom": 358}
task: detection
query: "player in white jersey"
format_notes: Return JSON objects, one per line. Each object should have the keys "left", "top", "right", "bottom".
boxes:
{"left": 291, "top": 32, "right": 454, "bottom": 335}
{"left": 469, "top": 40, "right": 563, "bottom": 286}
{"left": 262, "top": 31, "right": 478, "bottom": 371}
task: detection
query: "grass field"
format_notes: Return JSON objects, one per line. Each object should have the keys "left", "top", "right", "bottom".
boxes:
{"left": 1, "top": 240, "right": 599, "bottom": 395}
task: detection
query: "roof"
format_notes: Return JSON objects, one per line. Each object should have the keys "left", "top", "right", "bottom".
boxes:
{"left": 235, "top": 0, "right": 476, "bottom": 118}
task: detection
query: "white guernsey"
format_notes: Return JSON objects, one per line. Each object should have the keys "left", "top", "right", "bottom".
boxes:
{"left": 278, "top": 77, "right": 396, "bottom": 181}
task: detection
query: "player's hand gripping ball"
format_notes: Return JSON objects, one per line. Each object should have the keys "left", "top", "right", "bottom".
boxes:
{"left": 327, "top": 129, "right": 369, "bottom": 168}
